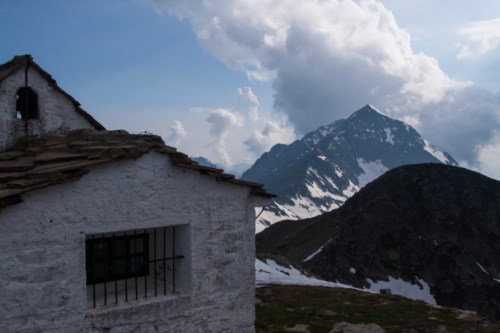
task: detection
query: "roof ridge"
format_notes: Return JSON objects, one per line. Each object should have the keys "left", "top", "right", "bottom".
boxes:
{"left": 0, "top": 130, "right": 274, "bottom": 208}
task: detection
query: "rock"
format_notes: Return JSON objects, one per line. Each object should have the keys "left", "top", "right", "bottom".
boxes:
{"left": 402, "top": 329, "right": 418, "bottom": 333}
{"left": 452, "top": 308, "right": 481, "bottom": 322}
{"left": 330, "top": 321, "right": 385, "bottom": 333}
{"left": 283, "top": 324, "right": 311, "bottom": 332}
{"left": 314, "top": 309, "right": 337, "bottom": 317}
{"left": 379, "top": 289, "right": 392, "bottom": 295}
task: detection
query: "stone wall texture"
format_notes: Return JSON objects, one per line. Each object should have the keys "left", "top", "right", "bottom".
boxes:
{"left": 0, "top": 152, "right": 265, "bottom": 332}
{"left": 0, "top": 66, "right": 96, "bottom": 150}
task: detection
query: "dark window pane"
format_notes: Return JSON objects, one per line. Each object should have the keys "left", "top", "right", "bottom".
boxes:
{"left": 112, "top": 259, "right": 127, "bottom": 277}
{"left": 86, "top": 233, "right": 149, "bottom": 285}
{"left": 93, "top": 263, "right": 107, "bottom": 281}
{"left": 130, "top": 237, "right": 144, "bottom": 254}
{"left": 92, "top": 242, "right": 107, "bottom": 260}
{"left": 112, "top": 239, "right": 126, "bottom": 258}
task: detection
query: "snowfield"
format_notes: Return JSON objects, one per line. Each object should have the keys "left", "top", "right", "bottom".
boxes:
{"left": 256, "top": 259, "right": 437, "bottom": 305}
{"left": 256, "top": 259, "right": 353, "bottom": 289}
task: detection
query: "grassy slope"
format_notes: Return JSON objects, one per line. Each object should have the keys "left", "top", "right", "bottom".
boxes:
{"left": 256, "top": 285, "right": 500, "bottom": 333}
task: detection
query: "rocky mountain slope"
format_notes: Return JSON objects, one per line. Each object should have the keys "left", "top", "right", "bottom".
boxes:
{"left": 256, "top": 164, "right": 500, "bottom": 321}
{"left": 243, "top": 105, "right": 457, "bottom": 232}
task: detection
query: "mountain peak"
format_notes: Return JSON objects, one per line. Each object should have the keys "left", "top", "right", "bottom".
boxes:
{"left": 242, "top": 105, "right": 458, "bottom": 232}
{"left": 348, "top": 104, "right": 386, "bottom": 120}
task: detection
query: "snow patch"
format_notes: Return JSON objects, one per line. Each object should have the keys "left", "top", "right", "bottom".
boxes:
{"left": 290, "top": 195, "right": 325, "bottom": 217}
{"left": 306, "top": 167, "right": 322, "bottom": 180}
{"left": 334, "top": 168, "right": 343, "bottom": 178}
{"left": 318, "top": 125, "right": 336, "bottom": 138}
{"left": 255, "top": 193, "right": 344, "bottom": 233}
{"left": 366, "top": 277, "right": 436, "bottom": 304}
{"left": 256, "top": 260, "right": 438, "bottom": 306}
{"left": 324, "top": 176, "right": 339, "bottom": 190}
{"left": 423, "top": 139, "right": 450, "bottom": 164}
{"left": 384, "top": 128, "right": 395, "bottom": 145}
{"left": 357, "top": 158, "right": 388, "bottom": 187}
{"left": 306, "top": 181, "right": 331, "bottom": 199}
{"left": 367, "top": 104, "right": 383, "bottom": 114}
{"left": 342, "top": 180, "right": 359, "bottom": 197}
{"left": 318, "top": 155, "right": 327, "bottom": 161}
{"left": 256, "top": 259, "right": 354, "bottom": 289}
{"left": 476, "top": 262, "right": 489, "bottom": 275}
{"left": 303, "top": 240, "right": 330, "bottom": 262}
{"left": 255, "top": 204, "right": 298, "bottom": 233}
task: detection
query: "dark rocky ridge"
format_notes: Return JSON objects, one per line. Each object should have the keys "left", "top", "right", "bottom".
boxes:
{"left": 256, "top": 163, "right": 500, "bottom": 320}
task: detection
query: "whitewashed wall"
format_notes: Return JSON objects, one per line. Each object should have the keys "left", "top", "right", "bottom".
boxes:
{"left": 0, "top": 152, "right": 267, "bottom": 332}
{"left": 0, "top": 66, "right": 96, "bottom": 150}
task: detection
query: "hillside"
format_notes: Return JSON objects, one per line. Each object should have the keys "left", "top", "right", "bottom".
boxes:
{"left": 256, "top": 164, "right": 500, "bottom": 320}
{"left": 256, "top": 285, "right": 500, "bottom": 333}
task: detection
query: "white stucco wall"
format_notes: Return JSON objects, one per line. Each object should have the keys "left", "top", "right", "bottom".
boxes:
{"left": 0, "top": 66, "right": 96, "bottom": 150}
{"left": 0, "top": 152, "right": 267, "bottom": 333}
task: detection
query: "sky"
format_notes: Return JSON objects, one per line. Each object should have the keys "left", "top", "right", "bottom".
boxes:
{"left": 1, "top": 0, "right": 500, "bottom": 178}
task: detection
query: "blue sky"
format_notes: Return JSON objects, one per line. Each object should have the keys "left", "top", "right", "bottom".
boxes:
{"left": 2, "top": 0, "right": 500, "bottom": 178}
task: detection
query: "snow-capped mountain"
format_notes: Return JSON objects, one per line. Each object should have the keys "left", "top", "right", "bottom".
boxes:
{"left": 242, "top": 105, "right": 457, "bottom": 232}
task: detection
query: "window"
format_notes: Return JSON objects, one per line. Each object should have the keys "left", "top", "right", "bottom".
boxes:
{"left": 16, "top": 87, "right": 39, "bottom": 120}
{"left": 85, "top": 226, "right": 188, "bottom": 308}
{"left": 86, "top": 233, "right": 149, "bottom": 284}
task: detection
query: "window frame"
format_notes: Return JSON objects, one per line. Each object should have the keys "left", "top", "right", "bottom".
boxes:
{"left": 85, "top": 226, "right": 187, "bottom": 308}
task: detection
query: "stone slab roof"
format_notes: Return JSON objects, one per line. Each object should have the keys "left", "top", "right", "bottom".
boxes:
{"left": 0, "top": 129, "right": 274, "bottom": 209}
{"left": 0, "top": 55, "right": 105, "bottom": 131}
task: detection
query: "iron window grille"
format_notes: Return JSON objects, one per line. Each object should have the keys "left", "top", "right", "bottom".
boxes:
{"left": 85, "top": 227, "right": 184, "bottom": 308}
{"left": 86, "top": 233, "right": 149, "bottom": 285}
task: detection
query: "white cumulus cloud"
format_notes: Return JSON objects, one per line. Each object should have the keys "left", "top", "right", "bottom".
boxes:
{"left": 245, "top": 121, "right": 296, "bottom": 156}
{"left": 457, "top": 18, "right": 500, "bottom": 59}
{"left": 166, "top": 120, "right": 186, "bottom": 146}
{"left": 145, "top": 0, "right": 500, "bottom": 176}
{"left": 205, "top": 108, "right": 243, "bottom": 166}
{"left": 206, "top": 108, "right": 243, "bottom": 138}
{"left": 477, "top": 132, "right": 500, "bottom": 179}
{"left": 237, "top": 86, "right": 260, "bottom": 122}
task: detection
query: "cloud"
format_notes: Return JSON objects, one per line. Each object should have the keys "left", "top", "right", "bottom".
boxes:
{"left": 145, "top": 0, "right": 500, "bottom": 176}
{"left": 206, "top": 108, "right": 243, "bottom": 138}
{"left": 245, "top": 121, "right": 296, "bottom": 156}
{"left": 185, "top": 89, "right": 293, "bottom": 167}
{"left": 237, "top": 86, "right": 260, "bottom": 122}
{"left": 166, "top": 120, "right": 186, "bottom": 146}
{"left": 457, "top": 18, "right": 500, "bottom": 59}
{"left": 477, "top": 132, "right": 500, "bottom": 178}
{"left": 205, "top": 108, "right": 243, "bottom": 166}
